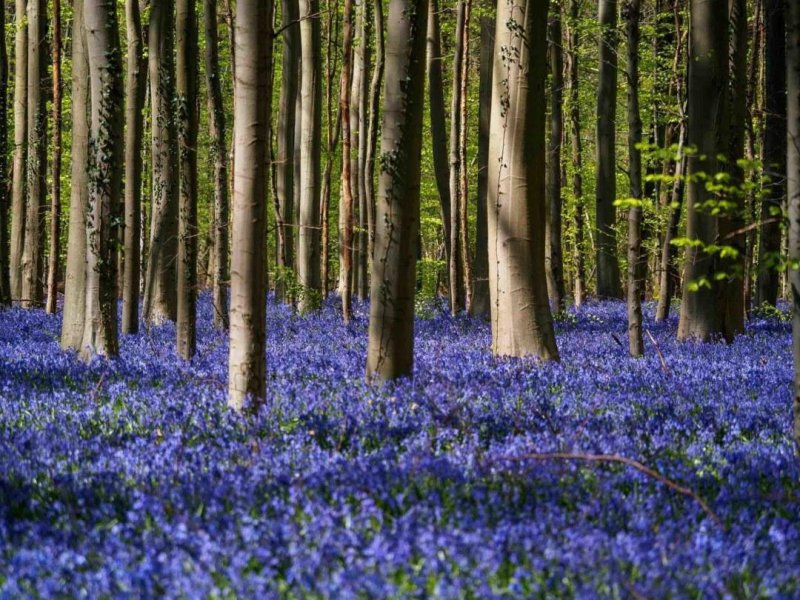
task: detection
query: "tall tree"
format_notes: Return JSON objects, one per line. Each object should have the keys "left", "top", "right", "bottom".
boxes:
{"left": 340, "top": 0, "right": 355, "bottom": 321}
{"left": 20, "top": 0, "right": 46, "bottom": 309}
{"left": 678, "top": 0, "right": 730, "bottom": 341}
{"left": 122, "top": 0, "right": 146, "bottom": 334}
{"left": 298, "top": 0, "right": 322, "bottom": 313}
{"left": 275, "top": 0, "right": 299, "bottom": 304}
{"left": 10, "top": 0, "right": 26, "bottom": 302}
{"left": 144, "top": 0, "right": 179, "bottom": 324}
{"left": 566, "top": 0, "right": 585, "bottom": 306}
{"left": 364, "top": 0, "right": 385, "bottom": 263}
{"left": 82, "top": 0, "right": 124, "bottom": 359}
{"left": 488, "top": 0, "right": 559, "bottom": 360}
{"left": 458, "top": 0, "right": 473, "bottom": 312}
{"left": 61, "top": 0, "right": 89, "bottom": 349}
{"left": 228, "top": 0, "right": 273, "bottom": 412}
{"left": 757, "top": 0, "right": 786, "bottom": 307}
{"left": 354, "top": 0, "right": 371, "bottom": 301}
{"left": 0, "top": 0, "right": 8, "bottom": 307}
{"left": 176, "top": 0, "right": 199, "bottom": 359}
{"left": 624, "top": 0, "right": 644, "bottom": 356}
{"left": 547, "top": 0, "right": 566, "bottom": 313}
{"left": 204, "top": 0, "right": 229, "bottom": 329}
{"left": 595, "top": 0, "right": 622, "bottom": 298}
{"left": 366, "top": 0, "right": 428, "bottom": 381}
{"left": 45, "top": 0, "right": 62, "bottom": 314}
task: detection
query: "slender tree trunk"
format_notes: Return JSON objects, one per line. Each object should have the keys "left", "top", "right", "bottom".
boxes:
{"left": 596, "top": 0, "right": 622, "bottom": 298}
{"left": 488, "top": 0, "right": 559, "bottom": 360}
{"left": 364, "top": 0, "right": 384, "bottom": 263}
{"left": 61, "top": 0, "right": 89, "bottom": 349}
{"left": 122, "top": 0, "right": 145, "bottom": 334}
{"left": 176, "top": 0, "right": 198, "bottom": 359}
{"left": 566, "top": 0, "right": 585, "bottom": 306}
{"left": 786, "top": 0, "right": 800, "bottom": 451}
{"left": 339, "top": 0, "right": 355, "bottom": 322}
{"left": 20, "top": 0, "right": 46, "bottom": 309}
{"left": 320, "top": 0, "right": 338, "bottom": 298}
{"left": 458, "top": 0, "right": 473, "bottom": 313}
{"left": 298, "top": 0, "right": 322, "bottom": 313}
{"left": 45, "top": 0, "right": 62, "bottom": 314}
{"left": 757, "top": 0, "right": 786, "bottom": 307}
{"left": 624, "top": 0, "right": 644, "bottom": 357}
{"left": 366, "top": 0, "right": 428, "bottom": 381}
{"left": 0, "top": 0, "right": 8, "bottom": 307}
{"left": 470, "top": 8, "right": 493, "bottom": 318}
{"left": 82, "top": 0, "right": 124, "bottom": 359}
{"left": 678, "top": 0, "right": 730, "bottom": 341}
{"left": 143, "top": 0, "right": 179, "bottom": 324}
{"left": 228, "top": 0, "right": 272, "bottom": 412}
{"left": 547, "top": 0, "right": 566, "bottom": 313}
{"left": 10, "top": 0, "right": 26, "bottom": 302}
{"left": 276, "top": 0, "right": 299, "bottom": 304}
{"left": 355, "top": 0, "right": 371, "bottom": 301}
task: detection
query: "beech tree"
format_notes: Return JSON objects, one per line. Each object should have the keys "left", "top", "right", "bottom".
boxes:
{"left": 228, "top": 0, "right": 273, "bottom": 411}
{"left": 566, "top": 0, "right": 585, "bottom": 306}
{"left": 45, "top": 0, "right": 62, "bottom": 315}
{"left": 787, "top": 0, "right": 800, "bottom": 450}
{"left": 487, "top": 0, "right": 559, "bottom": 360}
{"left": 366, "top": 0, "right": 428, "bottom": 381}
{"left": 0, "top": 0, "right": 8, "bottom": 307}
{"left": 10, "top": 0, "right": 27, "bottom": 302}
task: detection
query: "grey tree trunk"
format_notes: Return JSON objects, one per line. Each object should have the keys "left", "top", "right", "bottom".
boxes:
{"left": 339, "top": 0, "right": 355, "bottom": 322}
{"left": 624, "top": 0, "right": 644, "bottom": 357}
{"left": 786, "top": 0, "right": 800, "bottom": 451}
{"left": 144, "top": 0, "right": 179, "bottom": 324}
{"left": 275, "top": 0, "right": 299, "bottom": 304}
{"left": 20, "top": 0, "right": 46, "bottom": 309}
{"left": 61, "top": 0, "right": 89, "bottom": 349}
{"left": 469, "top": 9, "right": 493, "bottom": 318}
{"left": 757, "top": 0, "right": 786, "bottom": 307}
{"left": 366, "top": 0, "right": 428, "bottom": 381}
{"left": 45, "top": 0, "right": 62, "bottom": 314}
{"left": 10, "top": 0, "right": 26, "bottom": 302}
{"left": 228, "top": 0, "right": 273, "bottom": 412}
{"left": 678, "top": 0, "right": 729, "bottom": 341}
{"left": 488, "top": 0, "right": 559, "bottom": 360}
{"left": 458, "top": 0, "right": 473, "bottom": 313}
{"left": 547, "top": 1, "right": 566, "bottom": 313}
{"left": 566, "top": 0, "right": 585, "bottom": 306}
{"left": 122, "top": 0, "right": 145, "bottom": 334}
{"left": 354, "top": 0, "right": 370, "bottom": 301}
{"left": 448, "top": 1, "right": 466, "bottom": 315}
{"left": 176, "top": 0, "right": 199, "bottom": 359}
{"left": 0, "top": 0, "right": 8, "bottom": 307}
{"left": 364, "top": 0, "right": 384, "bottom": 263}
{"left": 204, "top": 0, "right": 229, "bottom": 329}
{"left": 595, "top": 0, "right": 622, "bottom": 299}
{"left": 82, "top": 0, "right": 124, "bottom": 359}
{"left": 298, "top": 0, "right": 322, "bottom": 313}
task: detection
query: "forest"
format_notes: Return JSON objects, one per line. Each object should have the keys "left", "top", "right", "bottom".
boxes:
{"left": 0, "top": 0, "right": 799, "bottom": 596}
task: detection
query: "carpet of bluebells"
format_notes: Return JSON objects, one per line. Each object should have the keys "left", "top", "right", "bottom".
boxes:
{"left": 1, "top": 294, "right": 799, "bottom": 598}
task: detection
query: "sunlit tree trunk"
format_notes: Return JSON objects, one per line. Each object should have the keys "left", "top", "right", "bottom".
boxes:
{"left": 364, "top": 0, "right": 384, "bottom": 263}
{"left": 61, "top": 0, "right": 89, "bottom": 349}
{"left": 458, "top": 0, "right": 473, "bottom": 313}
{"left": 448, "top": 1, "right": 466, "bottom": 315}
{"left": 488, "top": 0, "right": 559, "bottom": 360}
{"left": 0, "top": 0, "right": 8, "bottom": 307}
{"left": 366, "top": 0, "right": 428, "bottom": 381}
{"left": 354, "top": 0, "right": 370, "bottom": 301}
{"left": 228, "top": 0, "right": 272, "bottom": 412}
{"left": 339, "top": 0, "right": 355, "bottom": 321}
{"left": 566, "top": 0, "right": 585, "bottom": 306}
{"left": 82, "top": 0, "right": 123, "bottom": 359}
{"left": 144, "top": 0, "right": 178, "bottom": 324}
{"left": 45, "top": 0, "right": 62, "bottom": 314}
{"left": 20, "top": 0, "right": 46, "bottom": 309}
{"left": 10, "top": 0, "right": 26, "bottom": 302}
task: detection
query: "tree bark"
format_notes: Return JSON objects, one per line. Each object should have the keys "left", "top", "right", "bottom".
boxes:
{"left": 488, "top": 0, "right": 559, "bottom": 360}
{"left": 354, "top": 0, "right": 371, "bottom": 301}
{"left": 45, "top": 0, "right": 62, "bottom": 314}
{"left": 20, "top": 0, "right": 46, "bottom": 309}
{"left": 10, "top": 0, "right": 26, "bottom": 302}
{"left": 228, "top": 0, "right": 273, "bottom": 412}
{"left": 143, "top": 0, "right": 179, "bottom": 324}
{"left": 596, "top": 0, "right": 622, "bottom": 299}
{"left": 458, "top": 0, "right": 473, "bottom": 313}
{"left": 61, "top": 0, "right": 89, "bottom": 349}
{"left": 339, "top": 0, "right": 355, "bottom": 322}
{"left": 366, "top": 0, "right": 428, "bottom": 381}
{"left": 0, "top": 1, "right": 7, "bottom": 307}
{"left": 364, "top": 0, "right": 384, "bottom": 264}
{"left": 566, "top": 0, "right": 585, "bottom": 306}
{"left": 82, "top": 0, "right": 124, "bottom": 359}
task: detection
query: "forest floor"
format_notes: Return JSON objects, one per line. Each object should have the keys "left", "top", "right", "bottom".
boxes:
{"left": 0, "top": 294, "right": 798, "bottom": 597}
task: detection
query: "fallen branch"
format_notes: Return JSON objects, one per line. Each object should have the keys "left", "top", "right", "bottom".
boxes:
{"left": 494, "top": 451, "right": 723, "bottom": 528}
{"left": 646, "top": 329, "right": 670, "bottom": 375}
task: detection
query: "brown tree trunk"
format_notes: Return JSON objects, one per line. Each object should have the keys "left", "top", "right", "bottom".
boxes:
{"left": 458, "top": 0, "right": 473, "bottom": 313}
{"left": 10, "top": 0, "right": 26, "bottom": 302}
{"left": 45, "top": 0, "right": 62, "bottom": 314}
{"left": 364, "top": 0, "right": 384, "bottom": 264}
{"left": 354, "top": 0, "right": 371, "bottom": 301}
{"left": 339, "top": 0, "right": 355, "bottom": 322}
{"left": 0, "top": 0, "right": 7, "bottom": 307}
{"left": 566, "top": 0, "right": 585, "bottom": 306}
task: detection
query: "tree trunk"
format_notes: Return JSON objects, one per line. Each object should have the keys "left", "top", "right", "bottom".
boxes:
{"left": 469, "top": 8, "right": 493, "bottom": 318}
{"left": 176, "top": 0, "right": 199, "bottom": 359}
{"left": 366, "top": 0, "right": 428, "bottom": 381}
{"left": 298, "top": 0, "right": 322, "bottom": 313}
{"left": 61, "top": 0, "right": 89, "bottom": 349}
{"left": 0, "top": 0, "right": 8, "bottom": 307}
{"left": 624, "top": 0, "right": 644, "bottom": 357}
{"left": 82, "top": 0, "right": 124, "bottom": 359}
{"left": 354, "top": 0, "right": 370, "bottom": 301}
{"left": 566, "top": 0, "right": 585, "bottom": 306}
{"left": 339, "top": 0, "right": 355, "bottom": 322}
{"left": 20, "top": 0, "right": 46, "bottom": 309}
{"left": 45, "top": 0, "right": 62, "bottom": 314}
{"left": 757, "top": 0, "right": 786, "bottom": 307}
{"left": 488, "top": 0, "right": 559, "bottom": 360}
{"left": 320, "top": 0, "right": 339, "bottom": 298}
{"left": 678, "top": 0, "right": 729, "bottom": 341}
{"left": 10, "top": 0, "right": 26, "bottom": 302}
{"left": 547, "top": 0, "right": 566, "bottom": 313}
{"left": 122, "top": 0, "right": 146, "bottom": 334}
{"left": 364, "top": 0, "right": 384, "bottom": 263}
{"left": 276, "top": 0, "right": 299, "bottom": 304}
{"left": 228, "top": 0, "right": 272, "bottom": 412}
{"left": 143, "top": 0, "right": 179, "bottom": 324}
{"left": 458, "top": 0, "right": 473, "bottom": 313}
